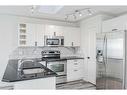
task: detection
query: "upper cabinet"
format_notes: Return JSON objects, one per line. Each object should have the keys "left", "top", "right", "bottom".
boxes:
{"left": 35, "top": 24, "right": 45, "bottom": 46}
{"left": 63, "top": 27, "right": 80, "bottom": 47}
{"left": 26, "top": 23, "right": 36, "bottom": 46}
{"left": 102, "top": 15, "right": 127, "bottom": 32}
{"left": 18, "top": 23, "right": 80, "bottom": 47}
{"left": 45, "top": 25, "right": 64, "bottom": 36}
{"left": 44, "top": 25, "right": 80, "bottom": 47}
{"left": 18, "top": 23, "right": 45, "bottom": 47}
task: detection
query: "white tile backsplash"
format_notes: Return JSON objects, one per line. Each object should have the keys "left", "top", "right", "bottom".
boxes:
{"left": 9, "top": 46, "right": 83, "bottom": 59}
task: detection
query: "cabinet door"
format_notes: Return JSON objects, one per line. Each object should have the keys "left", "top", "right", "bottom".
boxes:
{"left": 64, "top": 27, "right": 80, "bottom": 46}
{"left": 19, "top": 23, "right": 45, "bottom": 46}
{"left": 36, "top": 24, "right": 45, "bottom": 46}
{"left": 102, "top": 16, "right": 126, "bottom": 33}
{"left": 55, "top": 25, "right": 64, "bottom": 36}
{"left": 26, "top": 23, "right": 36, "bottom": 46}
{"left": 45, "top": 25, "right": 64, "bottom": 36}
{"left": 14, "top": 77, "right": 56, "bottom": 89}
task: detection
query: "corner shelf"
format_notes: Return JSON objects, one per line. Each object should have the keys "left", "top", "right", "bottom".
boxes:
{"left": 18, "top": 23, "right": 27, "bottom": 46}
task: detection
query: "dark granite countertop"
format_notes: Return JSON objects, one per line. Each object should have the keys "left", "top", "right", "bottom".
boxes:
{"left": 42, "top": 56, "right": 84, "bottom": 62}
{"left": 12, "top": 57, "right": 84, "bottom": 62}
{"left": 2, "top": 59, "right": 57, "bottom": 82}
{"left": 2, "top": 56, "right": 84, "bottom": 82}
{"left": 61, "top": 56, "right": 84, "bottom": 60}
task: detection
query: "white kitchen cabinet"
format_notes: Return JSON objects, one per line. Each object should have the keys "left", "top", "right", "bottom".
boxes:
{"left": 14, "top": 77, "right": 56, "bottom": 89}
{"left": 26, "top": 23, "right": 36, "bottom": 46}
{"left": 45, "top": 25, "right": 64, "bottom": 36}
{"left": 35, "top": 24, "right": 45, "bottom": 46}
{"left": 45, "top": 25, "right": 80, "bottom": 46}
{"left": 18, "top": 23, "right": 45, "bottom": 46}
{"left": 18, "top": 23, "right": 80, "bottom": 47}
{"left": 0, "top": 82, "right": 14, "bottom": 90}
{"left": 102, "top": 14, "right": 127, "bottom": 33}
{"left": 0, "top": 86, "right": 14, "bottom": 90}
{"left": 64, "top": 27, "right": 80, "bottom": 46}
{"left": 67, "top": 59, "right": 84, "bottom": 82}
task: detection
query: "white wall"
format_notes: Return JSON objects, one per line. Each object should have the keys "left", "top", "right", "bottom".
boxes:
{"left": 0, "top": 18, "right": 17, "bottom": 83}
{"left": 0, "top": 14, "right": 79, "bottom": 84}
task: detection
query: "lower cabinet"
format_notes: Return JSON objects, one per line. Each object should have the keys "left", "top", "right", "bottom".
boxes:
{"left": 0, "top": 86, "right": 14, "bottom": 90}
{"left": 14, "top": 77, "right": 56, "bottom": 89}
{"left": 67, "top": 59, "right": 84, "bottom": 82}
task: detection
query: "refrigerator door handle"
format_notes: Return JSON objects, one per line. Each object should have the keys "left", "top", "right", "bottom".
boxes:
{"left": 105, "top": 36, "right": 108, "bottom": 65}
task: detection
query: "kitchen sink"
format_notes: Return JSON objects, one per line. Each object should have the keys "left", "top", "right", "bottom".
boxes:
{"left": 23, "top": 68, "right": 45, "bottom": 75}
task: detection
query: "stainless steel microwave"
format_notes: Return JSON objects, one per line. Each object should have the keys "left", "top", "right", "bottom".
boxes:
{"left": 44, "top": 36, "right": 64, "bottom": 46}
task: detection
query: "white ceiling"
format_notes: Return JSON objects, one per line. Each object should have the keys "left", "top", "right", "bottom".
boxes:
{"left": 0, "top": 6, "right": 127, "bottom": 22}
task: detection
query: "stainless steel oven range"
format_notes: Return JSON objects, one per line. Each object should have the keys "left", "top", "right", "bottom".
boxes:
{"left": 41, "top": 50, "right": 67, "bottom": 84}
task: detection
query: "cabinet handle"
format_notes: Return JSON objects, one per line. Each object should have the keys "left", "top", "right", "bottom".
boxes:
{"left": 54, "top": 32, "right": 56, "bottom": 36}
{"left": 74, "top": 63, "right": 78, "bottom": 65}
{"left": 74, "top": 60, "right": 77, "bottom": 62}
{"left": 71, "top": 42, "right": 74, "bottom": 46}
{"left": 74, "top": 70, "right": 78, "bottom": 72}
{"left": 35, "top": 41, "right": 37, "bottom": 46}
{"left": 112, "top": 29, "right": 118, "bottom": 31}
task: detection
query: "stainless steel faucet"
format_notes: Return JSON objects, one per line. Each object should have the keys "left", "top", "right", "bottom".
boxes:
{"left": 18, "top": 59, "right": 34, "bottom": 71}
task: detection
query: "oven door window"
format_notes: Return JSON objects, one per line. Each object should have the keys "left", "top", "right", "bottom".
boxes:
{"left": 46, "top": 39, "right": 59, "bottom": 45}
{"left": 50, "top": 64, "right": 64, "bottom": 72}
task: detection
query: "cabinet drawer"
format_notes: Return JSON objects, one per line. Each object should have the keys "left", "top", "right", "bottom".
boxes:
{"left": 72, "top": 69, "right": 82, "bottom": 74}
{"left": 67, "top": 68, "right": 83, "bottom": 81}
{"left": 73, "top": 62, "right": 83, "bottom": 68}
{"left": 67, "top": 59, "right": 84, "bottom": 69}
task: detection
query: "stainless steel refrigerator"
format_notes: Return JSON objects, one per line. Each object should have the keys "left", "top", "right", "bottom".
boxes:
{"left": 96, "top": 30, "right": 126, "bottom": 89}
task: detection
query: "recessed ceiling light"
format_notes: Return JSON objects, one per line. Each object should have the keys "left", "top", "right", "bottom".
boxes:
{"left": 38, "top": 6, "right": 63, "bottom": 14}
{"left": 79, "top": 12, "right": 82, "bottom": 16}
{"left": 73, "top": 14, "right": 76, "bottom": 19}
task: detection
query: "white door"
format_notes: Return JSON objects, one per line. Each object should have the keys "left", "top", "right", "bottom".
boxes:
{"left": 87, "top": 26, "right": 96, "bottom": 84}
{"left": 81, "top": 23, "right": 96, "bottom": 84}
